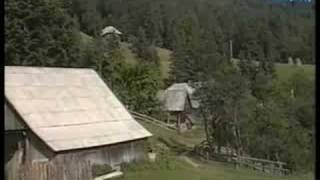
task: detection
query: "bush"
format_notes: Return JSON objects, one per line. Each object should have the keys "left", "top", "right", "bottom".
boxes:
{"left": 92, "top": 164, "right": 114, "bottom": 177}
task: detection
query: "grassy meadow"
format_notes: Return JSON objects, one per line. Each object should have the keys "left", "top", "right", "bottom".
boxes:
{"left": 120, "top": 121, "right": 314, "bottom": 180}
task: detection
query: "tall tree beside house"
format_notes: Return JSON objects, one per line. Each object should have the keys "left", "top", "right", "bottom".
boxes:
{"left": 283, "top": 70, "right": 315, "bottom": 170}
{"left": 196, "top": 64, "right": 256, "bottom": 156}
{"left": 102, "top": 34, "right": 126, "bottom": 89}
{"left": 114, "top": 64, "right": 162, "bottom": 115}
{"left": 86, "top": 36, "right": 108, "bottom": 77}
{"left": 169, "top": 14, "right": 202, "bottom": 82}
{"left": 5, "top": 0, "right": 82, "bottom": 67}
{"left": 69, "top": 0, "right": 103, "bottom": 37}
{"left": 238, "top": 47, "right": 276, "bottom": 103}
{"left": 82, "top": 32, "right": 127, "bottom": 95}
{"left": 127, "top": 27, "right": 162, "bottom": 114}
{"left": 198, "top": 59, "right": 314, "bottom": 171}
{"left": 251, "top": 56, "right": 276, "bottom": 102}
{"left": 238, "top": 51, "right": 259, "bottom": 83}
{"left": 247, "top": 99, "right": 288, "bottom": 162}
{"left": 170, "top": 16, "right": 228, "bottom": 84}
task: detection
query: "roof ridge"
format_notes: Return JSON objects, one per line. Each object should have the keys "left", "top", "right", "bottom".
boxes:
{"left": 5, "top": 66, "right": 94, "bottom": 71}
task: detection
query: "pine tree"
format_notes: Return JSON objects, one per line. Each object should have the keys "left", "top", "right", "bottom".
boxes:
{"left": 130, "top": 27, "right": 160, "bottom": 65}
{"left": 70, "top": 0, "right": 103, "bottom": 37}
{"left": 5, "top": 0, "right": 82, "bottom": 67}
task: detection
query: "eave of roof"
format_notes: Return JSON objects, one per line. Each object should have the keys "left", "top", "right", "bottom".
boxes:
{"left": 5, "top": 66, "right": 152, "bottom": 152}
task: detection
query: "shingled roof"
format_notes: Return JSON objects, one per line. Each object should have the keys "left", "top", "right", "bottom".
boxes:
{"left": 167, "top": 83, "right": 195, "bottom": 94}
{"left": 5, "top": 66, "right": 152, "bottom": 152}
{"left": 164, "top": 90, "right": 188, "bottom": 111}
{"left": 162, "top": 83, "right": 199, "bottom": 111}
{"left": 101, "top": 26, "right": 122, "bottom": 36}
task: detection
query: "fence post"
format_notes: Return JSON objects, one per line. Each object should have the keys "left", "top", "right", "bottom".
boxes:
{"left": 234, "top": 156, "right": 239, "bottom": 170}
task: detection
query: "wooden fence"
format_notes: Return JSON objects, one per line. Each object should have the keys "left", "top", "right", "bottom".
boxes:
{"left": 130, "top": 111, "right": 177, "bottom": 131}
{"left": 194, "top": 140, "right": 290, "bottom": 176}
{"left": 233, "top": 156, "right": 290, "bottom": 175}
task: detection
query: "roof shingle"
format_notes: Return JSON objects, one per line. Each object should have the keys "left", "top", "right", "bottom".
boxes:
{"left": 5, "top": 66, "right": 152, "bottom": 152}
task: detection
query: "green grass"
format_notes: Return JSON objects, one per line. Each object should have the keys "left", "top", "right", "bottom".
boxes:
{"left": 139, "top": 121, "right": 205, "bottom": 150}
{"left": 230, "top": 58, "right": 315, "bottom": 81}
{"left": 120, "top": 154, "right": 313, "bottom": 180}
{"left": 119, "top": 42, "right": 172, "bottom": 80}
{"left": 274, "top": 63, "right": 315, "bottom": 82}
{"left": 133, "top": 121, "right": 313, "bottom": 180}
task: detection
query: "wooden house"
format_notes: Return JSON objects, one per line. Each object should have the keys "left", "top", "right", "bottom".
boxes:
{"left": 101, "top": 26, "right": 122, "bottom": 41}
{"left": 159, "top": 83, "right": 200, "bottom": 132}
{"left": 5, "top": 66, "right": 152, "bottom": 180}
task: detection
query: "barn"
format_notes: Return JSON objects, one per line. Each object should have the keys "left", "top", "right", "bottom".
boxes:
{"left": 158, "top": 83, "right": 200, "bottom": 132}
{"left": 5, "top": 66, "right": 152, "bottom": 180}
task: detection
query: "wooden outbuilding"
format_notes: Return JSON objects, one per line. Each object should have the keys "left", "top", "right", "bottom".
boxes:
{"left": 159, "top": 83, "right": 200, "bottom": 132}
{"left": 5, "top": 66, "right": 152, "bottom": 180}
{"left": 101, "top": 26, "right": 122, "bottom": 41}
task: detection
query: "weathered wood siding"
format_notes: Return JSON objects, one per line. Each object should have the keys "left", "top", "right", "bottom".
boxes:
{"left": 5, "top": 132, "right": 25, "bottom": 180}
{"left": 5, "top": 103, "right": 25, "bottom": 131}
{"left": 55, "top": 139, "right": 146, "bottom": 168}
{"left": 25, "top": 132, "right": 55, "bottom": 163}
{"left": 8, "top": 156, "right": 92, "bottom": 180}
{"left": 5, "top": 104, "right": 148, "bottom": 180}
{"left": 5, "top": 103, "right": 27, "bottom": 180}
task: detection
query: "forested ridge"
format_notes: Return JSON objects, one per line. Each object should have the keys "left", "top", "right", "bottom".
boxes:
{"left": 71, "top": 0, "right": 314, "bottom": 63}
{"left": 5, "top": 0, "right": 314, "bottom": 174}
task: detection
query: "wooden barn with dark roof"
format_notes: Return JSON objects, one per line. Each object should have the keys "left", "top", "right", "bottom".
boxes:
{"left": 5, "top": 66, "right": 152, "bottom": 180}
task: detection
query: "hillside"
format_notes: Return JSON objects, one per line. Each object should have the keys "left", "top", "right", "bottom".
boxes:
{"left": 80, "top": 32, "right": 314, "bottom": 84}
{"left": 120, "top": 42, "right": 172, "bottom": 80}
{"left": 123, "top": 120, "right": 314, "bottom": 180}
{"left": 80, "top": 32, "right": 172, "bottom": 80}
{"left": 230, "top": 58, "right": 315, "bottom": 81}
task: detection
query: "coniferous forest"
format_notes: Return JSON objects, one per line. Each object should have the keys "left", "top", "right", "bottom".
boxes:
{"left": 5, "top": 0, "right": 314, "bottom": 174}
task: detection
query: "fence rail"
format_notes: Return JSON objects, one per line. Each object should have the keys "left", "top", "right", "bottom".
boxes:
{"left": 235, "top": 156, "right": 286, "bottom": 165}
{"left": 233, "top": 156, "right": 290, "bottom": 175}
{"left": 194, "top": 140, "right": 290, "bottom": 176}
{"left": 129, "top": 111, "right": 177, "bottom": 131}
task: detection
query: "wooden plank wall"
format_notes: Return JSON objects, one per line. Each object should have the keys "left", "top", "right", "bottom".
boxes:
{"left": 6, "top": 133, "right": 147, "bottom": 180}
{"left": 5, "top": 103, "right": 26, "bottom": 131}
{"left": 12, "top": 157, "right": 92, "bottom": 180}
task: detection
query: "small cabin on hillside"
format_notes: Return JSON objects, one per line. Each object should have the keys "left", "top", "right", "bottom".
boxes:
{"left": 101, "top": 26, "right": 122, "bottom": 41}
{"left": 5, "top": 66, "right": 152, "bottom": 180}
{"left": 158, "top": 83, "right": 200, "bottom": 132}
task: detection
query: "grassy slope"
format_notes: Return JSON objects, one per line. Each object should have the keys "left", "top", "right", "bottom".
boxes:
{"left": 120, "top": 43, "right": 315, "bottom": 82}
{"left": 124, "top": 120, "right": 313, "bottom": 180}
{"left": 120, "top": 42, "right": 172, "bottom": 80}
{"left": 80, "top": 32, "right": 172, "bottom": 80}
{"left": 274, "top": 63, "right": 315, "bottom": 81}
{"left": 139, "top": 121, "right": 205, "bottom": 150}
{"left": 80, "top": 32, "right": 314, "bottom": 83}
{"left": 123, "top": 160, "right": 313, "bottom": 180}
